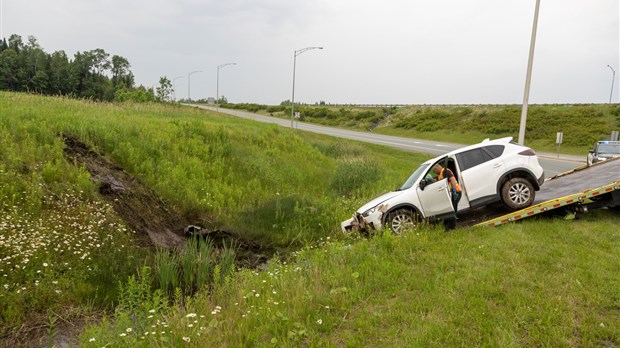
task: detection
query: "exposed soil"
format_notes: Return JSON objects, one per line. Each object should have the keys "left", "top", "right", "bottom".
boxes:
{"left": 5, "top": 311, "right": 99, "bottom": 348}
{"left": 4, "top": 135, "right": 273, "bottom": 348}
{"left": 61, "top": 134, "right": 270, "bottom": 267}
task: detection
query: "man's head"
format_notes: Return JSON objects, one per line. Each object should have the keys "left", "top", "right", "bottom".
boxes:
{"left": 432, "top": 164, "right": 443, "bottom": 174}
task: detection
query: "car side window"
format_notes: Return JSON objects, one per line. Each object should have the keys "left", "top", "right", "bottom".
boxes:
{"left": 423, "top": 163, "right": 441, "bottom": 183}
{"left": 456, "top": 148, "right": 491, "bottom": 171}
{"left": 483, "top": 145, "right": 504, "bottom": 158}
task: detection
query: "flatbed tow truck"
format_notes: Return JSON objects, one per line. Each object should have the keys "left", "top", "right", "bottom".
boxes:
{"left": 472, "top": 156, "right": 620, "bottom": 228}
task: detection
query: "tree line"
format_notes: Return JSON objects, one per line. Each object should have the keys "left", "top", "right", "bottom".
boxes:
{"left": 0, "top": 34, "right": 173, "bottom": 102}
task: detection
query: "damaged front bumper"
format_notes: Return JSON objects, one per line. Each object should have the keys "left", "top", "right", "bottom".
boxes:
{"left": 341, "top": 204, "right": 387, "bottom": 235}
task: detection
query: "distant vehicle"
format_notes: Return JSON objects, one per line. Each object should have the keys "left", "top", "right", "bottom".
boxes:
{"left": 341, "top": 137, "right": 545, "bottom": 234}
{"left": 587, "top": 140, "right": 620, "bottom": 166}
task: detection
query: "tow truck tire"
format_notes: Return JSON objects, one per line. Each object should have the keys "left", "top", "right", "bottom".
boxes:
{"left": 386, "top": 208, "right": 420, "bottom": 234}
{"left": 501, "top": 177, "right": 535, "bottom": 210}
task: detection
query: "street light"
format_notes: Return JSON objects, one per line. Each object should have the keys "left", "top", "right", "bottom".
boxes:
{"left": 188, "top": 70, "right": 203, "bottom": 101}
{"left": 518, "top": 0, "right": 541, "bottom": 145}
{"left": 217, "top": 63, "right": 236, "bottom": 104}
{"left": 607, "top": 65, "right": 616, "bottom": 104}
{"left": 291, "top": 46, "right": 323, "bottom": 128}
{"left": 172, "top": 76, "right": 184, "bottom": 101}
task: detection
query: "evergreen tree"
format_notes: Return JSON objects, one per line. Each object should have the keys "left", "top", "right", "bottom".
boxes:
{"left": 0, "top": 34, "right": 156, "bottom": 103}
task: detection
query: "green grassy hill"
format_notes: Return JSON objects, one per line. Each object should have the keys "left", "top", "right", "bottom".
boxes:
{"left": 1, "top": 92, "right": 618, "bottom": 346}
{"left": 222, "top": 103, "right": 620, "bottom": 154}
{"left": 1, "top": 92, "right": 426, "bottom": 247}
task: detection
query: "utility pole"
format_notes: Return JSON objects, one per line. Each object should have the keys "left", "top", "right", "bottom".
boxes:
{"left": 518, "top": 0, "right": 541, "bottom": 145}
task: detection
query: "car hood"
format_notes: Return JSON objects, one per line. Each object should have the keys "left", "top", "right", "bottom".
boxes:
{"left": 357, "top": 190, "right": 404, "bottom": 214}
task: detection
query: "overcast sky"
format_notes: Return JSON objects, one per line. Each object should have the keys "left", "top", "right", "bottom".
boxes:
{"left": 2, "top": 0, "right": 619, "bottom": 104}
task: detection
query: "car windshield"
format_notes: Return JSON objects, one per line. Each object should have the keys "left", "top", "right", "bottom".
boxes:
{"left": 597, "top": 144, "right": 620, "bottom": 155}
{"left": 398, "top": 163, "right": 430, "bottom": 190}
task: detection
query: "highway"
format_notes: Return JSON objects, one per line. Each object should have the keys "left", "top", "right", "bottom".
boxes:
{"left": 190, "top": 105, "right": 584, "bottom": 177}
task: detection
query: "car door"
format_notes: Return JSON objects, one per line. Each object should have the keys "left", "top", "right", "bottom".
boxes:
{"left": 416, "top": 160, "right": 454, "bottom": 218}
{"left": 456, "top": 146, "right": 505, "bottom": 205}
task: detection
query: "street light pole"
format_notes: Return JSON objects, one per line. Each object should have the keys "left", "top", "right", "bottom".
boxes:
{"left": 188, "top": 70, "right": 202, "bottom": 101}
{"left": 518, "top": 0, "right": 541, "bottom": 145}
{"left": 172, "top": 76, "right": 184, "bottom": 101}
{"left": 217, "top": 63, "right": 236, "bottom": 104}
{"left": 607, "top": 65, "right": 616, "bottom": 104}
{"left": 291, "top": 46, "right": 323, "bottom": 128}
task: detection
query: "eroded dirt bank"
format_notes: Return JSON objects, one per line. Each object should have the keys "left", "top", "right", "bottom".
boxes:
{"left": 62, "top": 134, "right": 270, "bottom": 267}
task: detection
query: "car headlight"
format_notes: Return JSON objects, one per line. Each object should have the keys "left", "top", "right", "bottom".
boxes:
{"left": 362, "top": 204, "right": 387, "bottom": 217}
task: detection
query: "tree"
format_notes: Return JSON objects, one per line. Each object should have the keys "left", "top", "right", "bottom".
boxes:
{"left": 0, "top": 38, "right": 8, "bottom": 54}
{"left": 71, "top": 51, "right": 94, "bottom": 97}
{"left": 8, "top": 34, "right": 24, "bottom": 53}
{"left": 156, "top": 76, "right": 173, "bottom": 102}
{"left": 49, "top": 51, "right": 72, "bottom": 95}
{"left": 25, "top": 47, "right": 48, "bottom": 92}
{"left": 0, "top": 34, "right": 142, "bottom": 102}
{"left": 4, "top": 35, "right": 28, "bottom": 90}
{"left": 0, "top": 48, "right": 20, "bottom": 90}
{"left": 86, "top": 48, "right": 110, "bottom": 75}
{"left": 111, "top": 55, "right": 134, "bottom": 88}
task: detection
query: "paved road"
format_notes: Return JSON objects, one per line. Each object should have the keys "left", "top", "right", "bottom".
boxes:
{"left": 190, "top": 105, "right": 584, "bottom": 177}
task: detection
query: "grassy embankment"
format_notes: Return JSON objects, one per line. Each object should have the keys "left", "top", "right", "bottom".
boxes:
{"left": 221, "top": 103, "right": 620, "bottom": 155}
{"left": 1, "top": 92, "right": 618, "bottom": 346}
{"left": 0, "top": 92, "right": 422, "bottom": 340}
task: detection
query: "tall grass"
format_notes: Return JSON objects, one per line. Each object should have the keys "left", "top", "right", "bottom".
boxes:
{"left": 82, "top": 210, "right": 620, "bottom": 346}
{"left": 0, "top": 91, "right": 427, "bottom": 336}
{"left": 1, "top": 92, "right": 427, "bottom": 247}
{"left": 3, "top": 92, "right": 619, "bottom": 345}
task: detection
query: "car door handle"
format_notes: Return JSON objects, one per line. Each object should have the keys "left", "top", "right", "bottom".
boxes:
{"left": 492, "top": 164, "right": 502, "bottom": 168}
{"left": 437, "top": 187, "right": 445, "bottom": 192}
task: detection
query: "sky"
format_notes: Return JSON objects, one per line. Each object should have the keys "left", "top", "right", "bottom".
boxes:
{"left": 1, "top": 0, "right": 619, "bottom": 105}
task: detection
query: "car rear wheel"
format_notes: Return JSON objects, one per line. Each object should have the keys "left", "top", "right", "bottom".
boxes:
{"left": 501, "top": 177, "right": 535, "bottom": 210}
{"left": 386, "top": 208, "right": 420, "bottom": 234}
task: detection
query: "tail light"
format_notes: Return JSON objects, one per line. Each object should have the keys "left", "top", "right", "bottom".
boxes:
{"left": 518, "top": 149, "right": 536, "bottom": 156}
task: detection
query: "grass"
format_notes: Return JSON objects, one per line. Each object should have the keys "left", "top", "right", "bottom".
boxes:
{"left": 0, "top": 91, "right": 425, "bottom": 337}
{"left": 81, "top": 210, "right": 620, "bottom": 347}
{"left": 221, "top": 103, "right": 620, "bottom": 155}
{"left": 1, "top": 92, "right": 426, "bottom": 247}
{"left": 2, "top": 91, "right": 619, "bottom": 346}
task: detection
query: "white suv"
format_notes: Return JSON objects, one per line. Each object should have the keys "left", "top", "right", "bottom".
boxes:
{"left": 341, "top": 137, "right": 545, "bottom": 234}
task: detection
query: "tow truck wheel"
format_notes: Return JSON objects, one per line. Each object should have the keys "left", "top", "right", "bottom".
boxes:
{"left": 501, "top": 177, "right": 535, "bottom": 210}
{"left": 386, "top": 208, "right": 419, "bottom": 234}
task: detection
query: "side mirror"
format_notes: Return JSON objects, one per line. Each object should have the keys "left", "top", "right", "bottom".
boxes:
{"left": 419, "top": 179, "right": 427, "bottom": 190}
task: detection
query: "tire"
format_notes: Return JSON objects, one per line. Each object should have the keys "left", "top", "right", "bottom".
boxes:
{"left": 501, "top": 177, "right": 535, "bottom": 210}
{"left": 386, "top": 208, "right": 420, "bottom": 234}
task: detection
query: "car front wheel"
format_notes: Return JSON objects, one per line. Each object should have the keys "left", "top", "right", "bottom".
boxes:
{"left": 501, "top": 177, "right": 535, "bottom": 210}
{"left": 386, "top": 208, "right": 420, "bottom": 234}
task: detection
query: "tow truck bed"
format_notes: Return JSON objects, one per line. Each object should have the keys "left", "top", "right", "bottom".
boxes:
{"left": 474, "top": 157, "right": 620, "bottom": 228}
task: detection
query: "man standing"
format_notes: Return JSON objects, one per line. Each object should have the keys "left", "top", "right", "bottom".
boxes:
{"left": 431, "top": 164, "right": 462, "bottom": 230}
